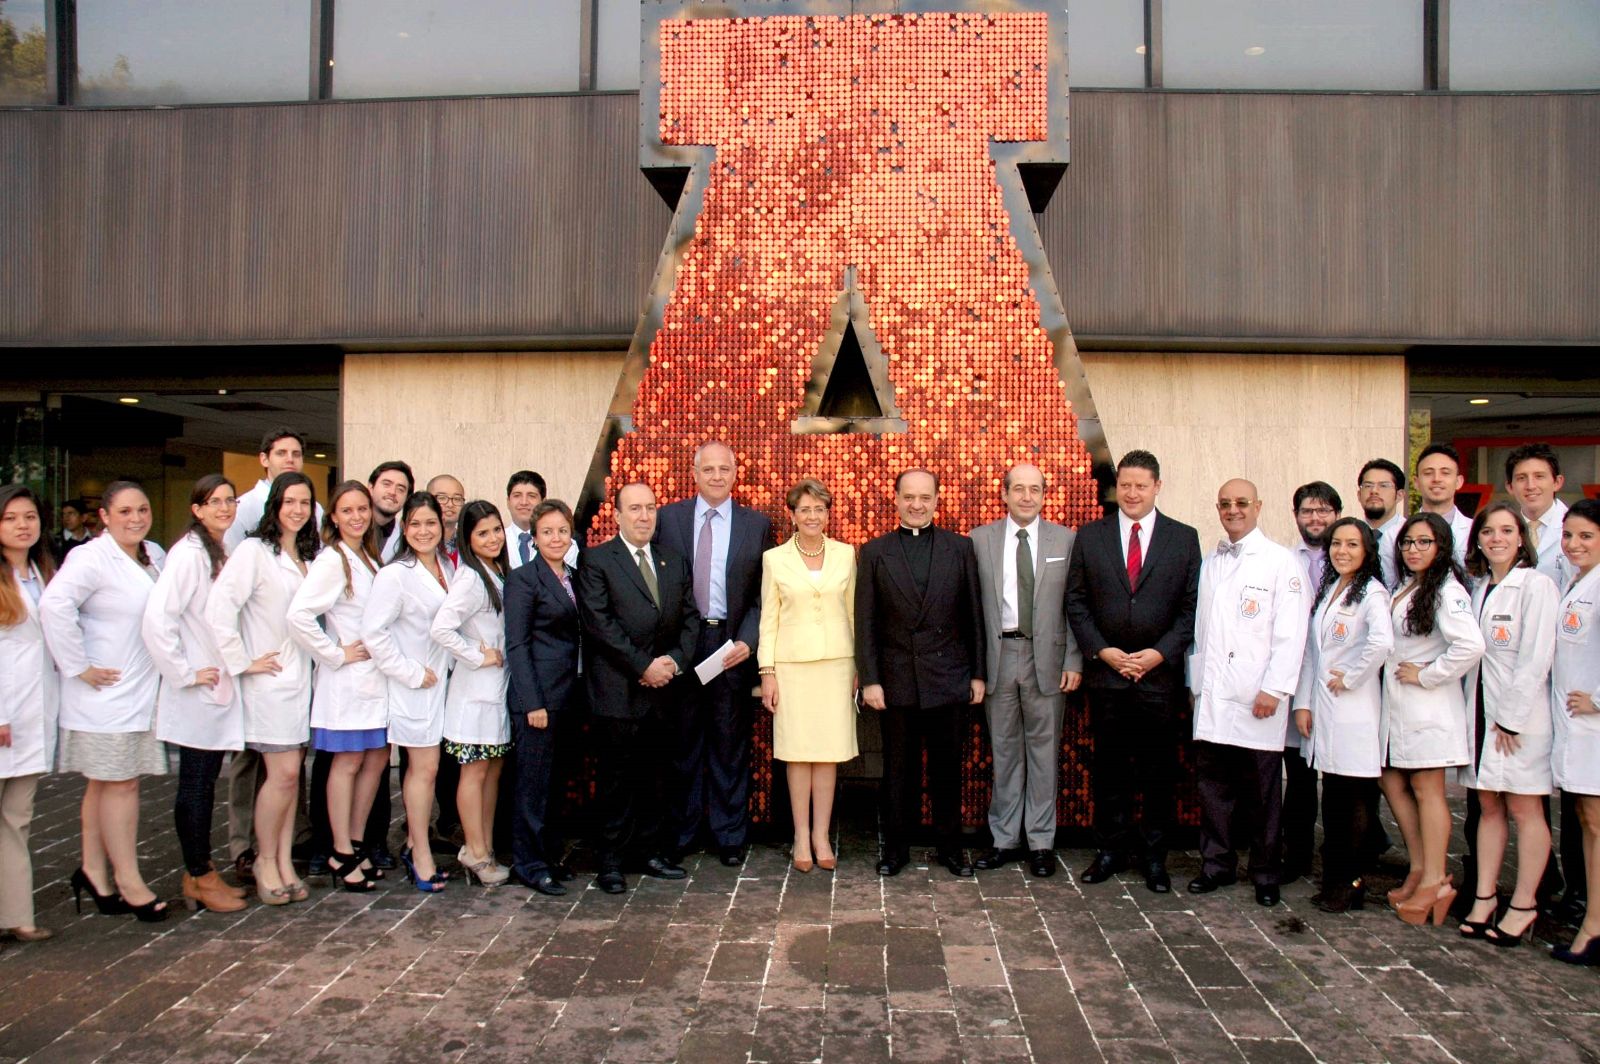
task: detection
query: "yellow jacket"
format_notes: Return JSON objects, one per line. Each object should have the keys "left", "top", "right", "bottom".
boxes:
{"left": 758, "top": 537, "right": 856, "bottom": 666}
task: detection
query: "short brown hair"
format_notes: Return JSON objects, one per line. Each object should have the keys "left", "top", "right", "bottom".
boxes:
{"left": 786, "top": 478, "right": 833, "bottom": 511}
{"left": 533, "top": 498, "right": 574, "bottom": 530}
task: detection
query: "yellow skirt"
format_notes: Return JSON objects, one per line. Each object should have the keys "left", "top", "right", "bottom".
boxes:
{"left": 773, "top": 657, "right": 859, "bottom": 763}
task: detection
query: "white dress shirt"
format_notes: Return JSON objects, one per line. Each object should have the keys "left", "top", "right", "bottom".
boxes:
{"left": 1117, "top": 508, "right": 1157, "bottom": 568}
{"left": 1000, "top": 515, "right": 1041, "bottom": 631}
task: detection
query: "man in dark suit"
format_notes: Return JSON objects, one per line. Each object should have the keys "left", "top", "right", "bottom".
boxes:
{"left": 856, "top": 469, "right": 986, "bottom": 878}
{"left": 655, "top": 441, "right": 775, "bottom": 867}
{"left": 51, "top": 498, "right": 93, "bottom": 563}
{"left": 1065, "top": 449, "right": 1201, "bottom": 894}
{"left": 577, "top": 482, "right": 701, "bottom": 894}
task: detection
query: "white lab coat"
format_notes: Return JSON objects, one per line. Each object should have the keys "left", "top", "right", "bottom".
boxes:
{"left": 286, "top": 543, "right": 388, "bottom": 732}
{"left": 142, "top": 533, "right": 245, "bottom": 751}
{"left": 363, "top": 556, "right": 453, "bottom": 748}
{"left": 1294, "top": 577, "right": 1393, "bottom": 778}
{"left": 1552, "top": 565, "right": 1600, "bottom": 795}
{"left": 39, "top": 534, "right": 166, "bottom": 733}
{"left": 432, "top": 566, "right": 511, "bottom": 746}
{"left": 1381, "top": 575, "right": 1484, "bottom": 768}
{"left": 1189, "top": 529, "right": 1308, "bottom": 752}
{"left": 0, "top": 565, "right": 60, "bottom": 776}
{"left": 206, "top": 538, "right": 313, "bottom": 746}
{"left": 1459, "top": 567, "right": 1558, "bottom": 794}
{"left": 223, "top": 479, "right": 325, "bottom": 554}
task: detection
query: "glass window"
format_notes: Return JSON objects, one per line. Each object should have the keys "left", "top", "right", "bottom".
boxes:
{"left": 1164, "top": 0, "right": 1424, "bottom": 90}
{"left": 76, "top": 0, "right": 311, "bottom": 105}
{"left": 333, "top": 0, "right": 581, "bottom": 98}
{"left": 1451, "top": 0, "right": 1600, "bottom": 90}
{"left": 1065, "top": 0, "right": 1146, "bottom": 88}
{"left": 595, "top": 0, "right": 640, "bottom": 91}
{"left": 0, "top": 0, "right": 49, "bottom": 104}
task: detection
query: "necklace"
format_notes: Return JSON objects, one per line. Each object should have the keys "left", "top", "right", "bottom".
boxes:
{"left": 795, "top": 537, "right": 825, "bottom": 558}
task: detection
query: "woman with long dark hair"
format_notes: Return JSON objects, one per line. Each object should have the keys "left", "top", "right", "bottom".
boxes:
{"left": 1380, "top": 511, "right": 1484, "bottom": 925}
{"left": 431, "top": 500, "right": 513, "bottom": 885}
{"left": 0, "top": 485, "right": 59, "bottom": 940}
{"left": 1294, "top": 517, "right": 1393, "bottom": 912}
{"left": 363, "top": 491, "right": 454, "bottom": 892}
{"left": 1551, "top": 498, "right": 1600, "bottom": 965}
{"left": 287, "top": 481, "right": 386, "bottom": 892}
{"left": 142, "top": 474, "right": 249, "bottom": 913}
{"left": 40, "top": 480, "right": 170, "bottom": 922}
{"left": 1454, "top": 502, "right": 1558, "bottom": 946}
{"left": 206, "top": 472, "right": 319, "bottom": 907}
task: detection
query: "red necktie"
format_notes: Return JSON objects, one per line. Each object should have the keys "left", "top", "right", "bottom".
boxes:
{"left": 1127, "top": 521, "right": 1143, "bottom": 587}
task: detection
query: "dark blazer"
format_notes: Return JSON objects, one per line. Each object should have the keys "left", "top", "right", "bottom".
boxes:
{"left": 577, "top": 536, "right": 700, "bottom": 720}
{"left": 854, "top": 526, "right": 986, "bottom": 709}
{"left": 654, "top": 497, "right": 774, "bottom": 657}
{"left": 1065, "top": 510, "right": 1201, "bottom": 694}
{"left": 505, "top": 557, "right": 583, "bottom": 718}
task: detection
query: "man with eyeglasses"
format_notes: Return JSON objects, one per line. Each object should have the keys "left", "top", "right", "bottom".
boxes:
{"left": 1187, "top": 480, "right": 1307, "bottom": 907}
{"left": 427, "top": 474, "right": 466, "bottom": 564}
{"left": 1356, "top": 458, "right": 1407, "bottom": 589}
{"left": 1415, "top": 443, "right": 1474, "bottom": 567}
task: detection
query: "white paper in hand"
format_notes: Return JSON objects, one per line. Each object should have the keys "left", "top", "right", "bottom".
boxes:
{"left": 694, "top": 639, "right": 736, "bottom": 685}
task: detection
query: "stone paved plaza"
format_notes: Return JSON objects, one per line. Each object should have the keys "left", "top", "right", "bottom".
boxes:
{"left": 1, "top": 774, "right": 1598, "bottom": 1064}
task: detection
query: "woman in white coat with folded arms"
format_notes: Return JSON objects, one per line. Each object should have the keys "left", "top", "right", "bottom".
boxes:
{"left": 1550, "top": 498, "right": 1600, "bottom": 966}
{"left": 40, "top": 480, "right": 170, "bottom": 922}
{"left": 206, "top": 472, "right": 319, "bottom": 907}
{"left": 1380, "top": 511, "right": 1485, "bottom": 926}
{"left": 431, "top": 500, "right": 513, "bottom": 885}
{"left": 0, "top": 485, "right": 60, "bottom": 941}
{"left": 1455, "top": 503, "right": 1558, "bottom": 947}
{"left": 286, "top": 480, "right": 385, "bottom": 893}
{"left": 363, "top": 491, "right": 453, "bottom": 893}
{"left": 142, "top": 474, "right": 249, "bottom": 915}
{"left": 1294, "top": 518, "right": 1393, "bottom": 913}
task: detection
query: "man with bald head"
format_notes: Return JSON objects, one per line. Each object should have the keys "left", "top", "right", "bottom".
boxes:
{"left": 1187, "top": 479, "right": 1308, "bottom": 906}
{"left": 970, "top": 464, "right": 1082, "bottom": 877}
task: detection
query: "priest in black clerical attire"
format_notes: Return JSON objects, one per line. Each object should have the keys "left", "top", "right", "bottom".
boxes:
{"left": 854, "top": 469, "right": 987, "bottom": 877}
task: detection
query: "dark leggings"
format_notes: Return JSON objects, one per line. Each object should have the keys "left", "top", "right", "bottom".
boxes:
{"left": 175, "top": 746, "right": 229, "bottom": 877}
{"left": 1321, "top": 773, "right": 1377, "bottom": 892}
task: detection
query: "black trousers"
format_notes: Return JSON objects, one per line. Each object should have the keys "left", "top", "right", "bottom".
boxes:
{"left": 509, "top": 710, "right": 564, "bottom": 880}
{"left": 595, "top": 713, "right": 670, "bottom": 872}
{"left": 1196, "top": 740, "right": 1284, "bottom": 885}
{"left": 1088, "top": 686, "right": 1180, "bottom": 860}
{"left": 670, "top": 622, "right": 753, "bottom": 853}
{"left": 1282, "top": 748, "right": 1319, "bottom": 872}
{"left": 1322, "top": 773, "right": 1377, "bottom": 892}
{"left": 308, "top": 749, "right": 392, "bottom": 858}
{"left": 175, "top": 746, "right": 228, "bottom": 877}
{"left": 880, "top": 701, "right": 964, "bottom": 857}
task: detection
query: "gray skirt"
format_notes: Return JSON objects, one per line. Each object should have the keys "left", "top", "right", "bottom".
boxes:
{"left": 59, "top": 728, "right": 168, "bottom": 782}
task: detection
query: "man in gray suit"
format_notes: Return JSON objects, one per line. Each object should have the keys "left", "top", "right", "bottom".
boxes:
{"left": 970, "top": 463, "right": 1083, "bottom": 877}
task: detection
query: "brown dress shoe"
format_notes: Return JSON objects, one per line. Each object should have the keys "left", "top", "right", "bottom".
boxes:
{"left": 183, "top": 872, "right": 249, "bottom": 913}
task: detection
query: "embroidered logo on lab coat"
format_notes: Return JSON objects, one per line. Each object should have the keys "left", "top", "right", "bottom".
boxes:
{"left": 1331, "top": 621, "right": 1349, "bottom": 643}
{"left": 1490, "top": 625, "right": 1512, "bottom": 648}
{"left": 1240, "top": 596, "right": 1260, "bottom": 619}
{"left": 1564, "top": 609, "right": 1585, "bottom": 637}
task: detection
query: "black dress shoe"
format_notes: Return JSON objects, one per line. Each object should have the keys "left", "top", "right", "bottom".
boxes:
{"left": 1079, "top": 852, "right": 1128, "bottom": 884}
{"left": 527, "top": 871, "right": 568, "bottom": 897}
{"left": 308, "top": 853, "right": 330, "bottom": 878}
{"left": 1280, "top": 863, "right": 1309, "bottom": 887}
{"left": 643, "top": 856, "right": 688, "bottom": 880}
{"left": 596, "top": 870, "right": 627, "bottom": 894}
{"left": 1548, "top": 895, "right": 1588, "bottom": 926}
{"left": 719, "top": 845, "right": 745, "bottom": 868}
{"left": 973, "top": 847, "right": 1019, "bottom": 871}
{"left": 551, "top": 863, "right": 575, "bottom": 883}
{"left": 1255, "top": 884, "right": 1280, "bottom": 907}
{"left": 1029, "top": 850, "right": 1057, "bottom": 878}
{"left": 1187, "top": 872, "right": 1237, "bottom": 895}
{"left": 936, "top": 851, "right": 975, "bottom": 878}
{"left": 876, "top": 852, "right": 908, "bottom": 877}
{"left": 1144, "top": 861, "right": 1171, "bottom": 894}
{"left": 366, "top": 845, "right": 398, "bottom": 871}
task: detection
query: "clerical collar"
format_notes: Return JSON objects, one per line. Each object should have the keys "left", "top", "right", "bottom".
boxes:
{"left": 898, "top": 524, "right": 928, "bottom": 536}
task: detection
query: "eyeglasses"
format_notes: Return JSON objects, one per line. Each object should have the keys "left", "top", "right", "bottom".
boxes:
{"left": 1358, "top": 481, "right": 1396, "bottom": 492}
{"left": 1398, "top": 537, "right": 1436, "bottom": 550}
{"left": 1216, "top": 499, "right": 1254, "bottom": 511}
{"left": 1296, "top": 506, "right": 1335, "bottom": 517}
{"left": 433, "top": 494, "right": 466, "bottom": 506}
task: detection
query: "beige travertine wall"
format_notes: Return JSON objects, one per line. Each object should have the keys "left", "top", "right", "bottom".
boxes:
{"left": 342, "top": 352, "right": 626, "bottom": 510}
{"left": 1079, "top": 354, "right": 1408, "bottom": 546}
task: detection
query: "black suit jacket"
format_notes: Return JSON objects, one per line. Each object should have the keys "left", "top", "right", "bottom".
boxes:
{"left": 654, "top": 497, "right": 774, "bottom": 664}
{"left": 576, "top": 536, "right": 700, "bottom": 720}
{"left": 504, "top": 557, "right": 583, "bottom": 718}
{"left": 854, "top": 525, "right": 985, "bottom": 709}
{"left": 1065, "top": 510, "right": 1201, "bottom": 694}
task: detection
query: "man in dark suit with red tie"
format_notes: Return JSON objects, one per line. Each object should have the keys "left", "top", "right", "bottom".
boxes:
{"left": 654, "top": 441, "right": 774, "bottom": 867}
{"left": 1065, "top": 450, "right": 1201, "bottom": 893}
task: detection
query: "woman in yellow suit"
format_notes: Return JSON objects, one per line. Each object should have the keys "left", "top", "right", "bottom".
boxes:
{"left": 759, "top": 479, "right": 858, "bottom": 872}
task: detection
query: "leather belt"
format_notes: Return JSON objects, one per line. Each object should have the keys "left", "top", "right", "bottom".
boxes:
{"left": 999, "top": 630, "right": 1031, "bottom": 640}
{"left": 702, "top": 618, "right": 725, "bottom": 627}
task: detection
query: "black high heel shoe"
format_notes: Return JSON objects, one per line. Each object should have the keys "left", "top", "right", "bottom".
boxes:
{"left": 1314, "top": 878, "right": 1366, "bottom": 914}
{"left": 1459, "top": 892, "right": 1500, "bottom": 940}
{"left": 1551, "top": 936, "right": 1600, "bottom": 966}
{"left": 70, "top": 868, "right": 130, "bottom": 916}
{"left": 351, "top": 840, "right": 385, "bottom": 881}
{"left": 1485, "top": 903, "right": 1538, "bottom": 948}
{"left": 126, "top": 896, "right": 170, "bottom": 923}
{"left": 327, "top": 851, "right": 377, "bottom": 893}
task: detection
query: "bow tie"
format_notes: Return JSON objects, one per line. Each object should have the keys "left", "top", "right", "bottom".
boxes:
{"left": 1216, "top": 540, "right": 1243, "bottom": 558}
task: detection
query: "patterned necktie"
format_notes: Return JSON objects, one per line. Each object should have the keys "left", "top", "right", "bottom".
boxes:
{"left": 519, "top": 530, "right": 532, "bottom": 565}
{"left": 1216, "top": 539, "right": 1242, "bottom": 558}
{"left": 694, "top": 509, "right": 716, "bottom": 616}
{"left": 1127, "top": 521, "right": 1143, "bottom": 587}
{"left": 1528, "top": 519, "right": 1541, "bottom": 553}
{"left": 1015, "top": 527, "right": 1034, "bottom": 637}
{"left": 636, "top": 548, "right": 660, "bottom": 606}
